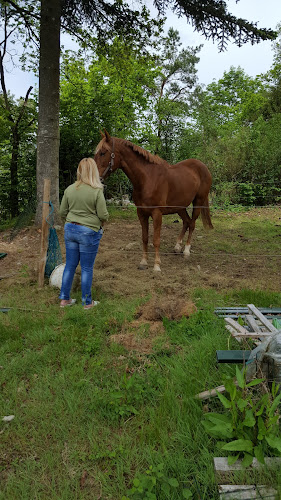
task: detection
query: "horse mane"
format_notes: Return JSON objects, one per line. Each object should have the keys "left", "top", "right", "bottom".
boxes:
{"left": 123, "top": 139, "right": 169, "bottom": 166}
{"left": 96, "top": 137, "right": 169, "bottom": 167}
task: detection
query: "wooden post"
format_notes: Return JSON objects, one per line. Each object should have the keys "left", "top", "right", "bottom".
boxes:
{"left": 38, "top": 178, "right": 51, "bottom": 287}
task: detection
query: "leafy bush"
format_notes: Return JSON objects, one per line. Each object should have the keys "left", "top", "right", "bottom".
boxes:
{"left": 203, "top": 366, "right": 281, "bottom": 467}
{"left": 237, "top": 183, "right": 256, "bottom": 206}
{"left": 211, "top": 181, "right": 239, "bottom": 208}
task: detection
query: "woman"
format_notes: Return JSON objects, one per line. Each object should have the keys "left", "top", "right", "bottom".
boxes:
{"left": 59, "top": 158, "right": 109, "bottom": 309}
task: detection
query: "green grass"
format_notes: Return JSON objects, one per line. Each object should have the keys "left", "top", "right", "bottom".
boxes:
{"left": 1, "top": 282, "right": 281, "bottom": 499}
{"left": 1, "top": 206, "right": 281, "bottom": 498}
{"left": 107, "top": 204, "right": 137, "bottom": 220}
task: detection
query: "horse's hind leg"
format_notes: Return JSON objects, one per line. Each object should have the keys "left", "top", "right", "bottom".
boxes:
{"left": 174, "top": 209, "right": 191, "bottom": 254}
{"left": 137, "top": 209, "right": 149, "bottom": 270}
{"left": 183, "top": 199, "right": 202, "bottom": 258}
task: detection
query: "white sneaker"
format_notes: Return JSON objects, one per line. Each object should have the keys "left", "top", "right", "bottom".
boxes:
{"left": 83, "top": 301, "right": 100, "bottom": 310}
{"left": 60, "top": 299, "right": 76, "bottom": 308}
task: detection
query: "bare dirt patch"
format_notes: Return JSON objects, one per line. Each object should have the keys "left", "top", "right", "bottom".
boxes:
{"left": 0, "top": 226, "right": 42, "bottom": 283}
{"left": 1, "top": 208, "right": 281, "bottom": 302}
{"left": 109, "top": 330, "right": 161, "bottom": 355}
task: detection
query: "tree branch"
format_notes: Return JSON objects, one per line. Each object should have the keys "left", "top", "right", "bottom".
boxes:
{"left": 14, "top": 85, "right": 33, "bottom": 128}
{"left": 171, "top": 87, "right": 188, "bottom": 101}
{"left": 2, "top": 0, "right": 40, "bottom": 22}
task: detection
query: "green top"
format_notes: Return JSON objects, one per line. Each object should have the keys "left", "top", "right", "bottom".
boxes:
{"left": 59, "top": 183, "right": 109, "bottom": 232}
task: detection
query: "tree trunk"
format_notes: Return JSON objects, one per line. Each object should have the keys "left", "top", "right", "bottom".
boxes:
{"left": 35, "top": 0, "right": 61, "bottom": 225}
{"left": 10, "top": 126, "right": 20, "bottom": 217}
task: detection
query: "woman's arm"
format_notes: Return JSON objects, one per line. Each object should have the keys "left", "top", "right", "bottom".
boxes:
{"left": 96, "top": 189, "right": 109, "bottom": 223}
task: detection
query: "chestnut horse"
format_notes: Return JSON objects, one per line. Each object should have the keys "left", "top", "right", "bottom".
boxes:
{"left": 95, "top": 130, "right": 213, "bottom": 272}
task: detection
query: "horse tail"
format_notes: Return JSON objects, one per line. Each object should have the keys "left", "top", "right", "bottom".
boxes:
{"left": 201, "top": 196, "right": 213, "bottom": 229}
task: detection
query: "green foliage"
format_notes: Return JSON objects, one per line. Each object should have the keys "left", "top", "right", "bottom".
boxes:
{"left": 150, "top": 28, "right": 201, "bottom": 162}
{"left": 0, "top": 94, "right": 37, "bottom": 219}
{"left": 107, "top": 372, "right": 144, "bottom": 419}
{"left": 59, "top": 40, "right": 160, "bottom": 196}
{"left": 122, "top": 463, "right": 192, "bottom": 500}
{"left": 58, "top": 29, "right": 201, "bottom": 195}
{"left": 83, "top": 334, "right": 103, "bottom": 356}
{"left": 203, "top": 367, "right": 281, "bottom": 466}
{"left": 190, "top": 65, "right": 281, "bottom": 206}
{"left": 88, "top": 444, "right": 125, "bottom": 462}
{"left": 237, "top": 183, "right": 256, "bottom": 206}
{"left": 99, "top": 369, "right": 164, "bottom": 421}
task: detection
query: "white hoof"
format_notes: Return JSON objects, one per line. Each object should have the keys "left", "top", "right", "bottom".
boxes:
{"left": 174, "top": 243, "right": 182, "bottom": 254}
{"left": 138, "top": 263, "right": 148, "bottom": 270}
{"left": 138, "top": 258, "right": 148, "bottom": 270}
{"left": 183, "top": 245, "right": 191, "bottom": 258}
{"left": 153, "top": 264, "right": 161, "bottom": 272}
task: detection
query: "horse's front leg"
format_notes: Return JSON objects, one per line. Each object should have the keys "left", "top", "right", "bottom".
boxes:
{"left": 151, "top": 209, "right": 162, "bottom": 272}
{"left": 137, "top": 209, "right": 149, "bottom": 270}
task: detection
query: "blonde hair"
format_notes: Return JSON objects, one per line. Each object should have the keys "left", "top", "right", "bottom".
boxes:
{"left": 75, "top": 158, "right": 103, "bottom": 189}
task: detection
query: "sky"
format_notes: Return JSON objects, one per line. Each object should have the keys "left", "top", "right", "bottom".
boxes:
{"left": 5, "top": 0, "right": 280, "bottom": 98}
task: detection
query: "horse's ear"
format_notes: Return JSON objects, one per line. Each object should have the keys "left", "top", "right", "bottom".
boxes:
{"left": 100, "top": 129, "right": 105, "bottom": 138}
{"left": 104, "top": 129, "right": 111, "bottom": 142}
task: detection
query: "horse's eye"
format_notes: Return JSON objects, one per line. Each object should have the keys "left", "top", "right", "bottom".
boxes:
{"left": 100, "top": 151, "right": 106, "bottom": 156}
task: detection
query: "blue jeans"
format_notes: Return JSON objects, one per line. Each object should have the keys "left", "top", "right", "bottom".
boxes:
{"left": 59, "top": 223, "right": 103, "bottom": 305}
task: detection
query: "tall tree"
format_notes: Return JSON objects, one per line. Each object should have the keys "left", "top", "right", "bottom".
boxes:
{"left": 152, "top": 28, "right": 200, "bottom": 161}
{"left": 0, "top": 4, "right": 35, "bottom": 217}
{"left": 36, "top": 0, "right": 61, "bottom": 221}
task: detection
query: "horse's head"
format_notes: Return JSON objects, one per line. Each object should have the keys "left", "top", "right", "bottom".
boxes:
{"left": 94, "top": 130, "right": 120, "bottom": 180}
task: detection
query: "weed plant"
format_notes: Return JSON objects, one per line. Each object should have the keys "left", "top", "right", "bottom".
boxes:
{"left": 1, "top": 284, "right": 281, "bottom": 499}
{"left": 203, "top": 366, "right": 281, "bottom": 466}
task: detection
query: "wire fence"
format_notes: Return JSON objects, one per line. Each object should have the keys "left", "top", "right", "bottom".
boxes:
{"left": 107, "top": 202, "right": 281, "bottom": 210}
{"left": 120, "top": 249, "right": 281, "bottom": 258}
{"left": 100, "top": 203, "right": 281, "bottom": 259}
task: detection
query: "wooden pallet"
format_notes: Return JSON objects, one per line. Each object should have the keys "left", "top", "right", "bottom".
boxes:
{"left": 214, "top": 457, "right": 280, "bottom": 499}
{"left": 220, "top": 304, "right": 279, "bottom": 343}
{"left": 215, "top": 307, "right": 281, "bottom": 319}
{"left": 218, "top": 484, "right": 277, "bottom": 499}
{"left": 196, "top": 304, "right": 281, "bottom": 399}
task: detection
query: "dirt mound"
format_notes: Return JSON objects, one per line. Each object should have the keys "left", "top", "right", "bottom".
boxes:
{"left": 108, "top": 297, "right": 196, "bottom": 354}
{"left": 135, "top": 295, "right": 197, "bottom": 322}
